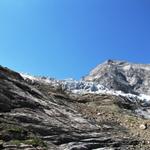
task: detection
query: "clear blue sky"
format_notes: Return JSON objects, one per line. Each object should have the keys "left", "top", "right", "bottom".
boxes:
{"left": 0, "top": 0, "right": 150, "bottom": 79}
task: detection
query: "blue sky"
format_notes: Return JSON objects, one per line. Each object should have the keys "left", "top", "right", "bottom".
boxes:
{"left": 0, "top": 0, "right": 150, "bottom": 79}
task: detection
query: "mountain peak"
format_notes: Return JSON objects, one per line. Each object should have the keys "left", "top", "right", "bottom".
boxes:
{"left": 105, "top": 59, "right": 125, "bottom": 64}
{"left": 85, "top": 60, "right": 150, "bottom": 95}
{"left": 103, "top": 59, "right": 132, "bottom": 66}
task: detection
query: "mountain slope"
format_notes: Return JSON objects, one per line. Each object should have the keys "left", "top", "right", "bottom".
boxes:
{"left": 0, "top": 63, "right": 150, "bottom": 149}
{"left": 84, "top": 60, "right": 150, "bottom": 95}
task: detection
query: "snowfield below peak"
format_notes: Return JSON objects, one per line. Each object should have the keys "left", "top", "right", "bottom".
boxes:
{"left": 20, "top": 73, "right": 150, "bottom": 102}
{"left": 20, "top": 73, "right": 150, "bottom": 119}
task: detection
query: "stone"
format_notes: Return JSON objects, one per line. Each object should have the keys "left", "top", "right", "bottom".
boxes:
{"left": 139, "top": 124, "right": 147, "bottom": 130}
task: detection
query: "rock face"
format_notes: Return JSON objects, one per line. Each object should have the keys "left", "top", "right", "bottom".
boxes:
{"left": 84, "top": 60, "right": 150, "bottom": 95}
{"left": 0, "top": 64, "right": 150, "bottom": 149}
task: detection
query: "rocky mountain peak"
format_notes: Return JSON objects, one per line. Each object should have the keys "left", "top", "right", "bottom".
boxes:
{"left": 84, "top": 60, "right": 150, "bottom": 95}
{"left": 104, "top": 59, "right": 127, "bottom": 65}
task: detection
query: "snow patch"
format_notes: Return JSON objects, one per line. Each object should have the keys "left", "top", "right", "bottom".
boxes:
{"left": 20, "top": 73, "right": 150, "bottom": 119}
{"left": 20, "top": 73, "right": 150, "bottom": 102}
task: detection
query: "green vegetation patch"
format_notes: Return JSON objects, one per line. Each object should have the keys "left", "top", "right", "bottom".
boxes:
{"left": 10, "top": 137, "right": 47, "bottom": 148}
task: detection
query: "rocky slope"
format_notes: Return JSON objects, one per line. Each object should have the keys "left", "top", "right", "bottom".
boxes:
{"left": 84, "top": 59, "right": 150, "bottom": 95}
{"left": 0, "top": 61, "right": 150, "bottom": 149}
